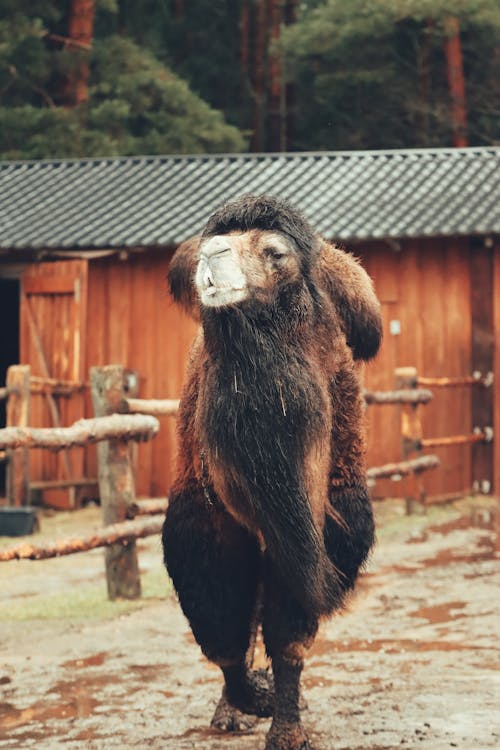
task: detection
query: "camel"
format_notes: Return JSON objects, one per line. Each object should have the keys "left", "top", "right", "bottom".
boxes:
{"left": 163, "top": 194, "right": 382, "bottom": 750}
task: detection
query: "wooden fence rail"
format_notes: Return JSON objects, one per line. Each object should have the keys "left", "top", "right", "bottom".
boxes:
{"left": 363, "top": 388, "right": 433, "bottom": 406}
{"left": 0, "top": 414, "right": 159, "bottom": 451}
{"left": 417, "top": 372, "right": 494, "bottom": 388}
{"left": 0, "top": 362, "right": 493, "bottom": 598}
{"left": 0, "top": 517, "right": 164, "bottom": 562}
{"left": 123, "top": 397, "right": 180, "bottom": 416}
{"left": 395, "top": 366, "right": 494, "bottom": 510}
{"left": 0, "top": 364, "right": 161, "bottom": 600}
{"left": 366, "top": 455, "right": 440, "bottom": 482}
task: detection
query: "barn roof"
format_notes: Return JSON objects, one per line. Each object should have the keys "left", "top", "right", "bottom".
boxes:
{"left": 0, "top": 147, "right": 499, "bottom": 250}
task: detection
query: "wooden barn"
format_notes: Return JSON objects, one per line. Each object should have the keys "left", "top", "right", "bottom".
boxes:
{"left": 1, "top": 147, "right": 499, "bottom": 507}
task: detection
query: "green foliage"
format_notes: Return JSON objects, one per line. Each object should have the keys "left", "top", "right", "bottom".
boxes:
{"left": 0, "top": 0, "right": 245, "bottom": 159}
{"left": 88, "top": 36, "right": 245, "bottom": 155}
{"left": 0, "top": 0, "right": 498, "bottom": 158}
{"left": 283, "top": 0, "right": 500, "bottom": 150}
{"left": 117, "top": 0, "right": 251, "bottom": 132}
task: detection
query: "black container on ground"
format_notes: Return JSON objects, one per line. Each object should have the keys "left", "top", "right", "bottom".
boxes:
{"left": 0, "top": 507, "right": 39, "bottom": 536}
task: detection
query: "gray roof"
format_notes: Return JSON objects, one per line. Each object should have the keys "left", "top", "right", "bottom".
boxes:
{"left": 0, "top": 147, "right": 499, "bottom": 250}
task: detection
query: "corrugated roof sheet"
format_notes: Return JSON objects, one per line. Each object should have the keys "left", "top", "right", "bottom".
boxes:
{"left": 0, "top": 148, "right": 499, "bottom": 250}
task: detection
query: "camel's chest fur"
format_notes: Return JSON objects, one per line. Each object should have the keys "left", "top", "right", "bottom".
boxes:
{"left": 195, "top": 312, "right": 330, "bottom": 532}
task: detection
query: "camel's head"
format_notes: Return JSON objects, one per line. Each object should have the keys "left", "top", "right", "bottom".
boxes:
{"left": 196, "top": 229, "right": 303, "bottom": 308}
{"left": 196, "top": 194, "right": 320, "bottom": 310}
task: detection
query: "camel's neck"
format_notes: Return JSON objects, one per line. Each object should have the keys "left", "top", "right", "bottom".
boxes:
{"left": 204, "top": 307, "right": 289, "bottom": 370}
{"left": 198, "top": 301, "right": 327, "bottom": 481}
{"left": 201, "top": 290, "right": 313, "bottom": 366}
{"left": 197, "top": 298, "right": 329, "bottom": 602}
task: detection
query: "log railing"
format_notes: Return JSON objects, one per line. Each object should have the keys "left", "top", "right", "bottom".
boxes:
{"left": 0, "top": 414, "right": 158, "bottom": 450}
{"left": 392, "top": 366, "right": 493, "bottom": 511}
{"left": 124, "top": 397, "right": 180, "bottom": 416}
{"left": 0, "top": 362, "right": 494, "bottom": 592}
{"left": 0, "top": 517, "right": 164, "bottom": 563}
{"left": 0, "top": 366, "right": 160, "bottom": 599}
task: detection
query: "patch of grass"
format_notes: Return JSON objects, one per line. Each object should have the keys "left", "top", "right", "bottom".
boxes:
{"left": 374, "top": 494, "right": 498, "bottom": 542}
{"left": 0, "top": 567, "right": 172, "bottom": 622}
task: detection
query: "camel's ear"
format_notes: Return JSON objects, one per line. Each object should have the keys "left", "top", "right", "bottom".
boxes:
{"left": 316, "top": 241, "right": 382, "bottom": 361}
{"left": 168, "top": 236, "right": 201, "bottom": 321}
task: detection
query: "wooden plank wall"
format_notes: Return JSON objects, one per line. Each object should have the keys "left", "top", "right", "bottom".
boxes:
{"left": 15, "top": 234, "right": 493, "bottom": 504}
{"left": 494, "top": 240, "right": 500, "bottom": 498}
{"left": 67, "top": 235, "right": 488, "bottom": 502}
{"left": 20, "top": 260, "right": 88, "bottom": 492}
{"left": 359, "top": 237, "right": 474, "bottom": 500}
{"left": 84, "top": 252, "right": 198, "bottom": 497}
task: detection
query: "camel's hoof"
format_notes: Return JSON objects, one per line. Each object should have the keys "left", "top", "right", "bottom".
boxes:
{"left": 245, "top": 668, "right": 275, "bottom": 717}
{"left": 226, "top": 668, "right": 275, "bottom": 718}
{"left": 211, "top": 692, "right": 257, "bottom": 732}
{"left": 265, "top": 721, "right": 315, "bottom": 750}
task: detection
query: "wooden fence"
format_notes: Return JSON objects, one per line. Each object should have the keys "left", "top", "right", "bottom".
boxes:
{"left": 0, "top": 365, "right": 160, "bottom": 599}
{"left": 394, "top": 366, "right": 493, "bottom": 509}
{"left": 0, "top": 362, "right": 493, "bottom": 598}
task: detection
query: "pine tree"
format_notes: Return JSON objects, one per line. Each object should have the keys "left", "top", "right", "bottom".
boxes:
{"left": 281, "top": 0, "right": 500, "bottom": 150}
{"left": 0, "top": 0, "right": 245, "bottom": 159}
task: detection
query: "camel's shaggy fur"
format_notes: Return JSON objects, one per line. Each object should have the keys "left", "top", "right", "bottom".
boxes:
{"left": 163, "top": 195, "right": 382, "bottom": 750}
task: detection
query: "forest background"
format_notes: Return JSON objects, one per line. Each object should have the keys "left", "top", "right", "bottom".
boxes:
{"left": 0, "top": 0, "right": 499, "bottom": 160}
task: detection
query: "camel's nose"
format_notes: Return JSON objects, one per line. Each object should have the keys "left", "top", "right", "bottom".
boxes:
{"left": 202, "top": 262, "right": 214, "bottom": 289}
{"left": 199, "top": 236, "right": 233, "bottom": 260}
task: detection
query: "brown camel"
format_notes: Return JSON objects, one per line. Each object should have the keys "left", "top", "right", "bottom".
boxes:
{"left": 163, "top": 194, "right": 382, "bottom": 750}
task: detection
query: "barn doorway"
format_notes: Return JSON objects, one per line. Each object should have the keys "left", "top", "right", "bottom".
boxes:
{"left": 0, "top": 278, "right": 20, "bottom": 495}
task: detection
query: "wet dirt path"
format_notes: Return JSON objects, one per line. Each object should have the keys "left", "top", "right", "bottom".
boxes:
{"left": 0, "top": 499, "right": 499, "bottom": 749}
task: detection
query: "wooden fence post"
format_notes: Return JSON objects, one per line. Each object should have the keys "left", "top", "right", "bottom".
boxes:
{"left": 90, "top": 365, "right": 141, "bottom": 600}
{"left": 395, "top": 367, "right": 426, "bottom": 514}
{"left": 6, "top": 365, "right": 30, "bottom": 507}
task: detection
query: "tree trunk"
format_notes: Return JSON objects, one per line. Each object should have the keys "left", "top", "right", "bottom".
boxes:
{"left": 443, "top": 16, "right": 468, "bottom": 147}
{"left": 241, "top": 0, "right": 250, "bottom": 76}
{"left": 174, "top": 0, "right": 185, "bottom": 20}
{"left": 284, "top": 0, "right": 299, "bottom": 149}
{"left": 252, "top": 0, "right": 268, "bottom": 151}
{"left": 268, "top": 0, "right": 284, "bottom": 151}
{"left": 64, "top": 0, "right": 95, "bottom": 106}
{"left": 417, "top": 20, "right": 432, "bottom": 146}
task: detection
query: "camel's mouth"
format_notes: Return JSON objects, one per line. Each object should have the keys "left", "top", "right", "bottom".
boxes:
{"left": 196, "top": 236, "right": 249, "bottom": 307}
{"left": 199, "top": 283, "right": 248, "bottom": 308}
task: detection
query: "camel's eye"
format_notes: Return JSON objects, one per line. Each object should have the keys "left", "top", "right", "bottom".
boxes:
{"left": 265, "top": 247, "right": 287, "bottom": 262}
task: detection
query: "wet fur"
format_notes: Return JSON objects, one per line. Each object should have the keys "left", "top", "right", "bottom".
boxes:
{"left": 163, "top": 195, "right": 382, "bottom": 749}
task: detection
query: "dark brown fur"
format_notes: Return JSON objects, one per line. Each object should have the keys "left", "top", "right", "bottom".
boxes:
{"left": 163, "top": 195, "right": 382, "bottom": 750}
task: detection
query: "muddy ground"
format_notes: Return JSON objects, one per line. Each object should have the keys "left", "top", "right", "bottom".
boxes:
{"left": 0, "top": 497, "right": 499, "bottom": 750}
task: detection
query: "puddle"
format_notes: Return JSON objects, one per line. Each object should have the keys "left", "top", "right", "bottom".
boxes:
{"left": 427, "top": 516, "right": 476, "bottom": 535}
{"left": 71, "top": 729, "right": 112, "bottom": 742}
{"left": 302, "top": 675, "right": 335, "bottom": 689}
{"left": 389, "top": 536, "right": 495, "bottom": 574}
{"left": 418, "top": 538, "right": 494, "bottom": 568}
{"left": 180, "top": 725, "right": 254, "bottom": 739}
{"left": 0, "top": 693, "right": 99, "bottom": 730}
{"left": 129, "top": 663, "right": 171, "bottom": 680}
{"left": 410, "top": 601, "right": 467, "bottom": 624}
{"left": 62, "top": 652, "right": 108, "bottom": 669}
{"left": 428, "top": 510, "right": 497, "bottom": 535}
{"left": 48, "top": 673, "right": 117, "bottom": 698}
{"left": 310, "top": 637, "right": 488, "bottom": 657}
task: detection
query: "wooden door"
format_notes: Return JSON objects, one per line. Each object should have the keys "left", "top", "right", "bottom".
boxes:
{"left": 20, "top": 260, "right": 89, "bottom": 508}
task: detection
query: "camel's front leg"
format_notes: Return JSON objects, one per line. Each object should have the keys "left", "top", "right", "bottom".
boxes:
{"left": 263, "top": 559, "right": 318, "bottom": 750}
{"left": 163, "top": 482, "right": 274, "bottom": 730}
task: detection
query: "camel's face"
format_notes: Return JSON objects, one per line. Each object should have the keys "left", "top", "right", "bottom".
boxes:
{"left": 196, "top": 229, "right": 301, "bottom": 308}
